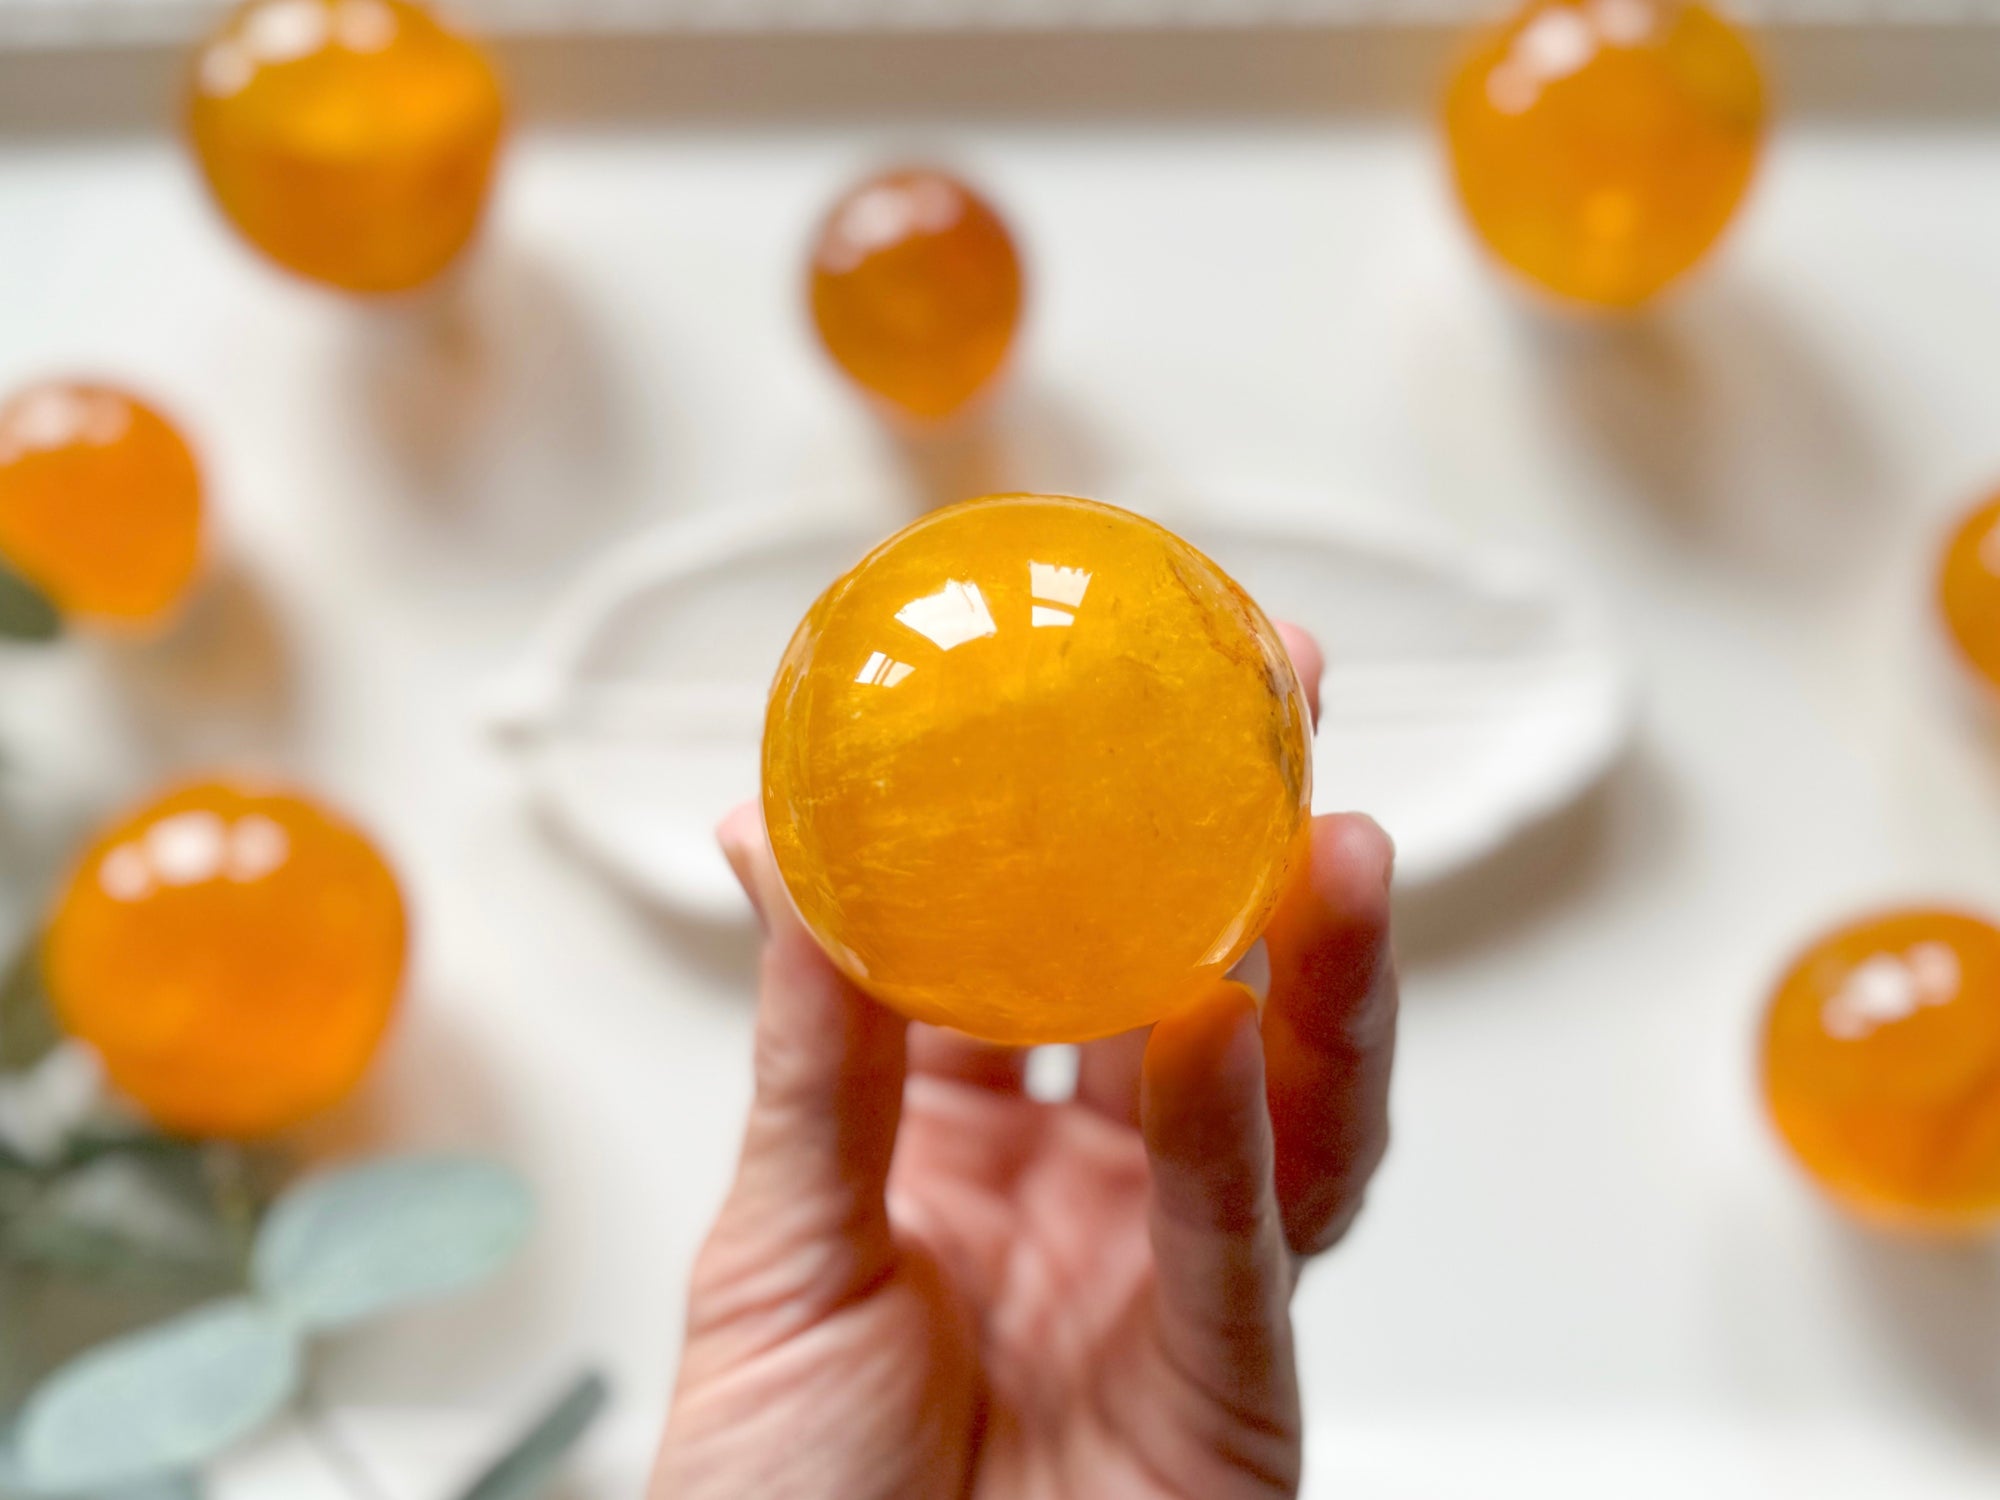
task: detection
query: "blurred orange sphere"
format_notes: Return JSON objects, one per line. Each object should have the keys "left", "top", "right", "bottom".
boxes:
{"left": 1938, "top": 492, "right": 2000, "bottom": 692}
{"left": 1443, "top": 0, "right": 1765, "bottom": 309}
{"left": 188, "top": 0, "right": 506, "bottom": 293}
{"left": 1762, "top": 909, "right": 2000, "bottom": 1233}
{"left": 0, "top": 382, "right": 202, "bottom": 630}
{"left": 46, "top": 780, "right": 408, "bottom": 1139}
{"left": 809, "top": 167, "right": 1024, "bottom": 422}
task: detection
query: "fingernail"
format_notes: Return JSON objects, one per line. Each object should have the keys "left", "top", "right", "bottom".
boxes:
{"left": 1339, "top": 811, "right": 1396, "bottom": 894}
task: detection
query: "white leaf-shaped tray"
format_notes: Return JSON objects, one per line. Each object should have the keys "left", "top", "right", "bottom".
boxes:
{"left": 487, "top": 493, "right": 1634, "bottom": 923}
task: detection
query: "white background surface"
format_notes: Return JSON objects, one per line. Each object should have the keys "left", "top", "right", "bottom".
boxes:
{"left": 6, "top": 22, "right": 2000, "bottom": 1498}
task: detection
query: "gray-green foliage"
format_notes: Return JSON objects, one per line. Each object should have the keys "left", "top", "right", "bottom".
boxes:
{"left": 252, "top": 1157, "right": 533, "bottom": 1332}
{"left": 14, "top": 1300, "right": 295, "bottom": 1492}
{"left": 7, "top": 1157, "right": 533, "bottom": 1493}
{"left": 0, "top": 1437, "right": 199, "bottom": 1500}
{"left": 0, "top": 945, "right": 56, "bottom": 1077}
{"left": 453, "top": 1372, "right": 609, "bottom": 1500}
{"left": 2, "top": 1155, "right": 246, "bottom": 1289}
{"left": 0, "top": 563, "right": 58, "bottom": 646}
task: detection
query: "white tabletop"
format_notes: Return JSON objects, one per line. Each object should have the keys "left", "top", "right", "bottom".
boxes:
{"left": 4, "top": 24, "right": 2000, "bottom": 1499}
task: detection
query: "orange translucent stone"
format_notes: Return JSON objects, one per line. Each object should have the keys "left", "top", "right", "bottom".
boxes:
{"left": 1938, "top": 492, "right": 2000, "bottom": 690}
{"left": 188, "top": 0, "right": 505, "bottom": 294}
{"left": 763, "top": 494, "right": 1312, "bottom": 1045}
{"left": 0, "top": 383, "right": 202, "bottom": 629}
{"left": 808, "top": 167, "right": 1024, "bottom": 422}
{"left": 1443, "top": 0, "right": 1765, "bottom": 310}
{"left": 45, "top": 780, "right": 408, "bottom": 1139}
{"left": 1762, "top": 909, "right": 2000, "bottom": 1233}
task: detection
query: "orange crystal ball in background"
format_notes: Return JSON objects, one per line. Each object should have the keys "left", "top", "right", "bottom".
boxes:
{"left": 188, "top": 0, "right": 506, "bottom": 294}
{"left": 808, "top": 167, "right": 1025, "bottom": 422}
{"left": 763, "top": 494, "right": 1313, "bottom": 1045}
{"left": 1443, "top": 0, "right": 1765, "bottom": 310}
{"left": 1762, "top": 909, "right": 2000, "bottom": 1233}
{"left": 1937, "top": 492, "right": 2000, "bottom": 691}
{"left": 45, "top": 780, "right": 408, "bottom": 1139}
{"left": 0, "top": 383, "right": 203, "bottom": 629}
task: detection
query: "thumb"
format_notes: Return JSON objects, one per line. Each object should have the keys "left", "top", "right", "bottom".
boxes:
{"left": 1139, "top": 983, "right": 1300, "bottom": 1474}
{"left": 688, "top": 803, "right": 908, "bottom": 1350}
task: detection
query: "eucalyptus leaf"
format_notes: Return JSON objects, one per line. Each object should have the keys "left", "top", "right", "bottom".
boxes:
{"left": 105, "top": 1475, "right": 202, "bottom": 1499}
{"left": 0, "top": 1047, "right": 102, "bottom": 1171}
{"left": 454, "top": 1372, "right": 608, "bottom": 1500}
{"left": 91, "top": 1479, "right": 201, "bottom": 1500}
{"left": 1, "top": 1157, "right": 241, "bottom": 1290}
{"left": 0, "top": 562, "right": 58, "bottom": 646}
{"left": 0, "top": 1475, "right": 204, "bottom": 1500}
{"left": 0, "top": 1438, "right": 34, "bottom": 1495}
{"left": 251, "top": 1156, "right": 532, "bottom": 1332}
{"left": 15, "top": 1298, "right": 298, "bottom": 1492}
{"left": 18, "top": 1133, "right": 219, "bottom": 1197}
{"left": 0, "top": 946, "right": 58, "bottom": 1074}
{"left": 0, "top": 1446, "right": 202, "bottom": 1500}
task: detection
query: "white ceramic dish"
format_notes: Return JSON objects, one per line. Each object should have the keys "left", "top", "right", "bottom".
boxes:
{"left": 488, "top": 489, "right": 1634, "bottom": 922}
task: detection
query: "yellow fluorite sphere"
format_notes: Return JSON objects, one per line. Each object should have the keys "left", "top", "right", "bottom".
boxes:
{"left": 1763, "top": 909, "right": 2000, "bottom": 1233}
{"left": 0, "top": 382, "right": 202, "bottom": 630}
{"left": 188, "top": 0, "right": 505, "bottom": 294}
{"left": 46, "top": 779, "right": 407, "bottom": 1140}
{"left": 1443, "top": 0, "right": 1765, "bottom": 310}
{"left": 1937, "top": 492, "right": 2000, "bottom": 692}
{"left": 763, "top": 494, "right": 1313, "bottom": 1045}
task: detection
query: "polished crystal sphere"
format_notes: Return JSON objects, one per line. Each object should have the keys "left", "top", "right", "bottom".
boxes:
{"left": 763, "top": 493, "right": 1312, "bottom": 1045}
{"left": 808, "top": 166, "right": 1024, "bottom": 421}
{"left": 0, "top": 382, "right": 202, "bottom": 629}
{"left": 1938, "top": 492, "right": 2000, "bottom": 692}
{"left": 1763, "top": 908, "right": 2000, "bottom": 1233}
{"left": 1443, "top": 0, "right": 1765, "bottom": 310}
{"left": 46, "top": 779, "right": 408, "bottom": 1139}
{"left": 188, "top": 0, "right": 505, "bottom": 294}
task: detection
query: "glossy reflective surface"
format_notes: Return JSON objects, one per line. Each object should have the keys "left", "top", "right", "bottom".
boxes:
{"left": 46, "top": 780, "right": 408, "bottom": 1139}
{"left": 1443, "top": 0, "right": 1764, "bottom": 310}
{"left": 188, "top": 0, "right": 506, "bottom": 294}
{"left": 763, "top": 494, "right": 1312, "bottom": 1045}
{"left": 809, "top": 167, "right": 1024, "bottom": 422}
{"left": 0, "top": 382, "right": 202, "bottom": 629}
{"left": 1762, "top": 909, "right": 2000, "bottom": 1233}
{"left": 1938, "top": 493, "right": 2000, "bottom": 691}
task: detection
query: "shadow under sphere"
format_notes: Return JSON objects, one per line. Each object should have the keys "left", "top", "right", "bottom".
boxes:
{"left": 1526, "top": 277, "right": 1892, "bottom": 598}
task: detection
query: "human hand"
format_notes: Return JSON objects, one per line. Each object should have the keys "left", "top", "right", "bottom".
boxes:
{"left": 650, "top": 625, "right": 1397, "bottom": 1500}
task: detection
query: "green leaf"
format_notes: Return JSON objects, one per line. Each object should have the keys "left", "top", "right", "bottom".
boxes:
{"left": 99, "top": 1476, "right": 202, "bottom": 1500}
{"left": 15, "top": 1298, "right": 298, "bottom": 1492}
{"left": 0, "top": 945, "right": 58, "bottom": 1074}
{"left": 0, "top": 1440, "right": 35, "bottom": 1496}
{"left": 0, "top": 561, "right": 58, "bottom": 645}
{"left": 251, "top": 1156, "right": 532, "bottom": 1332}
{"left": 0, "top": 1466, "right": 202, "bottom": 1500}
{"left": 0, "top": 1439, "right": 202, "bottom": 1499}
{"left": 92, "top": 1480, "right": 201, "bottom": 1500}
{"left": 0, "top": 1157, "right": 243, "bottom": 1290}
{"left": 453, "top": 1372, "right": 608, "bottom": 1500}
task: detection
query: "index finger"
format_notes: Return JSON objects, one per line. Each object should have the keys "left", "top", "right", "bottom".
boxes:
{"left": 1262, "top": 811, "right": 1397, "bottom": 1257}
{"left": 1276, "top": 621, "right": 1322, "bottom": 727}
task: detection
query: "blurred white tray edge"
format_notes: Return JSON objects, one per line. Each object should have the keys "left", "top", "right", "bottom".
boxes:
{"left": 486, "top": 485, "right": 1637, "bottom": 924}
